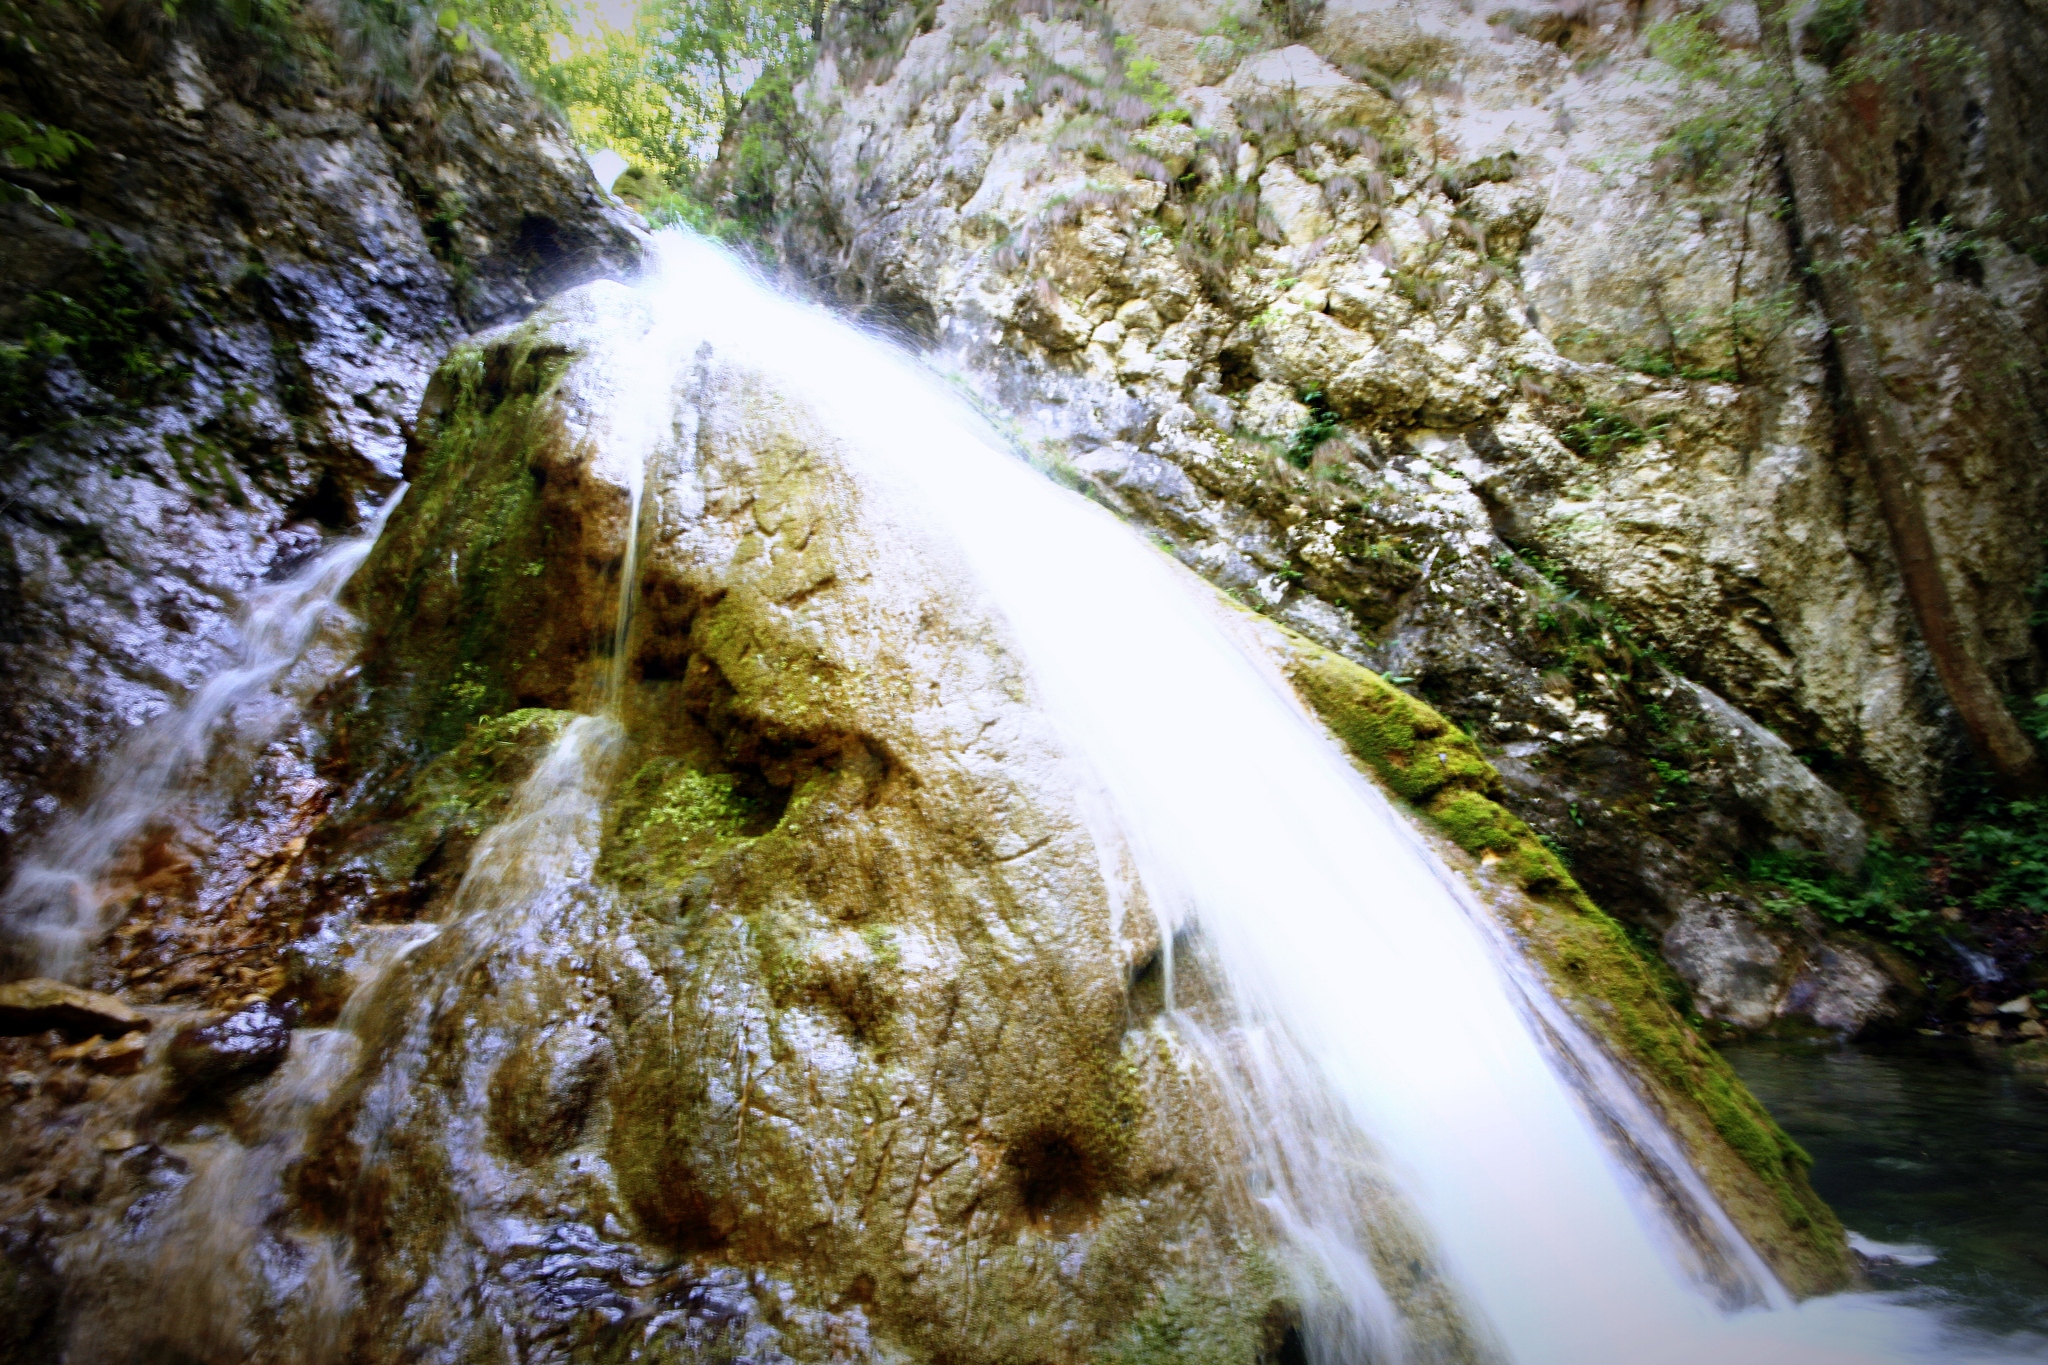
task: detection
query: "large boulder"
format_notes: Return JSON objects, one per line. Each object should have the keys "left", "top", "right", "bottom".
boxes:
{"left": 258, "top": 284, "right": 1839, "bottom": 1360}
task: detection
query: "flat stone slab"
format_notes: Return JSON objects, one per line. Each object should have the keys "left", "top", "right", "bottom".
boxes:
{"left": 0, "top": 978, "right": 149, "bottom": 1037}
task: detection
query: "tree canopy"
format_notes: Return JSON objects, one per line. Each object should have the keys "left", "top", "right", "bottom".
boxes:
{"left": 458, "top": 0, "right": 818, "bottom": 202}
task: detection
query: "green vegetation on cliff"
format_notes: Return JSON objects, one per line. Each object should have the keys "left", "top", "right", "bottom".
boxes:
{"left": 1745, "top": 756, "right": 2048, "bottom": 1003}
{"left": 445, "top": 0, "right": 821, "bottom": 207}
{"left": 1, "top": 232, "right": 187, "bottom": 435}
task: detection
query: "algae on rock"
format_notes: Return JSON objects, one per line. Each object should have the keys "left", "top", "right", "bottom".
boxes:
{"left": 1278, "top": 631, "right": 1847, "bottom": 1293}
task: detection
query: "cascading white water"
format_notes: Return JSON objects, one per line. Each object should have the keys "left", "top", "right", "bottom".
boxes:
{"left": 623, "top": 231, "right": 2038, "bottom": 1365}
{"left": 0, "top": 493, "right": 402, "bottom": 980}
{"left": 57, "top": 715, "right": 623, "bottom": 1365}
{"left": 13, "top": 226, "right": 2039, "bottom": 1364}
{"left": 30, "top": 342, "right": 659, "bottom": 1360}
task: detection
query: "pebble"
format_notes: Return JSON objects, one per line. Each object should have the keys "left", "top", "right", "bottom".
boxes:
{"left": 87, "top": 1033, "right": 149, "bottom": 1075}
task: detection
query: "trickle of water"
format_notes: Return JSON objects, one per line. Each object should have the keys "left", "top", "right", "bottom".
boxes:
{"left": 625, "top": 231, "right": 2043, "bottom": 1365}
{"left": 1, "top": 493, "right": 403, "bottom": 980}
{"left": 58, "top": 718, "right": 621, "bottom": 1365}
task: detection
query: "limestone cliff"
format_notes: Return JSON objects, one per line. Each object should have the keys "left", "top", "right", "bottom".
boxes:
{"left": 724, "top": 0, "right": 2048, "bottom": 1037}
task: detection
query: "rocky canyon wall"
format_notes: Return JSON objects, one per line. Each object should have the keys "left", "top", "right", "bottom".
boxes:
{"left": 729, "top": 0, "right": 2048, "bottom": 1037}
{"left": 0, "top": 0, "right": 641, "bottom": 876}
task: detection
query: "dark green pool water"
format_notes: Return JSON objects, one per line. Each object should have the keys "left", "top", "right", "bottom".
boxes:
{"left": 1723, "top": 1038, "right": 2048, "bottom": 1336}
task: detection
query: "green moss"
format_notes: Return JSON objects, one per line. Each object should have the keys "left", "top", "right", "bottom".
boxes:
{"left": 1426, "top": 788, "right": 1520, "bottom": 855}
{"left": 341, "top": 330, "right": 586, "bottom": 769}
{"left": 598, "top": 754, "right": 782, "bottom": 891}
{"left": 861, "top": 923, "right": 900, "bottom": 969}
{"left": 1280, "top": 633, "right": 1851, "bottom": 1292}
{"left": 1288, "top": 647, "right": 1498, "bottom": 804}
{"left": 353, "top": 708, "right": 574, "bottom": 888}
{"left": 638, "top": 768, "right": 758, "bottom": 835}
{"left": 1099, "top": 1257, "right": 1284, "bottom": 1365}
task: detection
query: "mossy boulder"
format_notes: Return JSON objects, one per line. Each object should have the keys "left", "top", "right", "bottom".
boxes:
{"left": 288, "top": 289, "right": 1310, "bottom": 1363}
{"left": 272, "top": 275, "right": 1852, "bottom": 1364}
{"left": 338, "top": 307, "right": 636, "bottom": 778}
{"left": 1280, "top": 632, "right": 1851, "bottom": 1295}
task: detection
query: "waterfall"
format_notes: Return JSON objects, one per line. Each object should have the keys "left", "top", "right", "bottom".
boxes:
{"left": 0, "top": 493, "right": 402, "bottom": 981}
{"left": 9, "top": 227, "right": 2038, "bottom": 1364}
{"left": 620, "top": 232, "right": 2033, "bottom": 1365}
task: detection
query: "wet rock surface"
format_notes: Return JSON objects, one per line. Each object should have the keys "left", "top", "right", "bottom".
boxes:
{"left": 163, "top": 997, "right": 289, "bottom": 1091}
{"left": 0, "top": 236, "right": 1858, "bottom": 1361}
{"left": 254, "top": 289, "right": 1337, "bottom": 1363}
{"left": 0, "top": 0, "right": 640, "bottom": 878}
{"left": 0, "top": 977, "right": 148, "bottom": 1037}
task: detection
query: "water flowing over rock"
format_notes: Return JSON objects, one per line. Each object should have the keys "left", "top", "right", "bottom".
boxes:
{"left": 735, "top": 0, "right": 2048, "bottom": 1037}
{"left": 56, "top": 231, "right": 2029, "bottom": 1365}
{"left": 3, "top": 3, "right": 2046, "bottom": 1361}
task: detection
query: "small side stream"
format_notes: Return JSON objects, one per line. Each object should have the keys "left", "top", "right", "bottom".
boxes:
{"left": 1723, "top": 1039, "right": 2048, "bottom": 1338}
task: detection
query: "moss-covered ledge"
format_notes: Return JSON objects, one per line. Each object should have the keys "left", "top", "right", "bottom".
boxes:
{"left": 331, "top": 319, "right": 632, "bottom": 790}
{"left": 1281, "top": 633, "right": 1852, "bottom": 1296}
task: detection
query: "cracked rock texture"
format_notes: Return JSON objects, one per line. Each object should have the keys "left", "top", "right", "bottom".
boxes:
{"left": 741, "top": 0, "right": 2048, "bottom": 1037}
